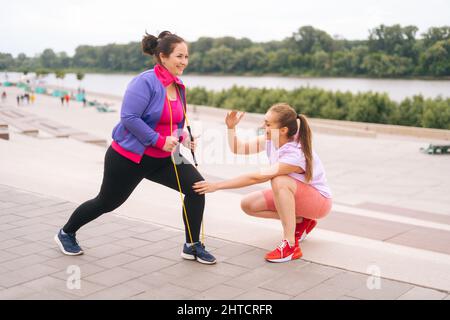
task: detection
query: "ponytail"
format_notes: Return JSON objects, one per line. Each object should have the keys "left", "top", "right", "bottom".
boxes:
{"left": 296, "top": 114, "right": 313, "bottom": 183}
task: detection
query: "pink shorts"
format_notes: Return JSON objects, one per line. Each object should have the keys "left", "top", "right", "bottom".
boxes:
{"left": 262, "top": 179, "right": 332, "bottom": 220}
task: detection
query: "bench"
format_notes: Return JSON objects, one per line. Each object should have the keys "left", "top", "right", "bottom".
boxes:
{"left": 0, "top": 121, "right": 9, "bottom": 140}
{"left": 0, "top": 110, "right": 39, "bottom": 136}
{"left": 420, "top": 144, "right": 450, "bottom": 155}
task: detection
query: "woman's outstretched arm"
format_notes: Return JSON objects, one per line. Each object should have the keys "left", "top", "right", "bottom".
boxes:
{"left": 192, "top": 162, "right": 303, "bottom": 194}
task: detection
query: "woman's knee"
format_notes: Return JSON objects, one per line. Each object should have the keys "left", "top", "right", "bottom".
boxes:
{"left": 271, "top": 175, "right": 296, "bottom": 194}
{"left": 240, "top": 193, "right": 265, "bottom": 216}
{"left": 241, "top": 195, "right": 256, "bottom": 215}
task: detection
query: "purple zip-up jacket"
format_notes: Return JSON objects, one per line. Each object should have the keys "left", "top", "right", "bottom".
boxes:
{"left": 111, "top": 67, "right": 186, "bottom": 157}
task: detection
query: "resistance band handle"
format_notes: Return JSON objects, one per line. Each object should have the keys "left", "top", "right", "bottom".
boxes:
{"left": 186, "top": 126, "right": 198, "bottom": 167}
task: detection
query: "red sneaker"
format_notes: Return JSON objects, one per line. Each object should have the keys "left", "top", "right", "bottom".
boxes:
{"left": 265, "top": 240, "right": 302, "bottom": 263}
{"left": 295, "top": 219, "right": 317, "bottom": 245}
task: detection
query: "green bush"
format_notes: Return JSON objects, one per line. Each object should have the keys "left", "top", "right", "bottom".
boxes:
{"left": 187, "top": 86, "right": 450, "bottom": 130}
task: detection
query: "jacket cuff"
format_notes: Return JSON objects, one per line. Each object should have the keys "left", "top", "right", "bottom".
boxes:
{"left": 179, "top": 131, "right": 188, "bottom": 143}
{"left": 155, "top": 134, "right": 166, "bottom": 149}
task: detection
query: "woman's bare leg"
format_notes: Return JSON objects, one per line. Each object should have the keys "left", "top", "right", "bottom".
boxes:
{"left": 271, "top": 175, "right": 297, "bottom": 245}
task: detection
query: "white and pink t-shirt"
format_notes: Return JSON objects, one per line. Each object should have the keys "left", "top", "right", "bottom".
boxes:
{"left": 266, "top": 139, "right": 332, "bottom": 198}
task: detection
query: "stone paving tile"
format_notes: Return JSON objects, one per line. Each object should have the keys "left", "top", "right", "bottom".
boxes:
{"left": 80, "top": 222, "right": 130, "bottom": 237}
{"left": 0, "top": 254, "right": 51, "bottom": 271}
{"left": 43, "top": 254, "right": 98, "bottom": 269}
{"left": 51, "top": 263, "right": 106, "bottom": 281}
{"left": 81, "top": 235, "right": 121, "bottom": 249}
{"left": 346, "top": 278, "right": 414, "bottom": 300}
{"left": 169, "top": 271, "right": 231, "bottom": 292}
{"left": 111, "top": 237, "right": 151, "bottom": 249}
{"left": 82, "top": 281, "right": 148, "bottom": 300}
{"left": 387, "top": 228, "right": 450, "bottom": 255}
{"left": 0, "top": 202, "right": 21, "bottom": 210}
{"left": 321, "top": 271, "right": 370, "bottom": 291}
{"left": 0, "top": 285, "right": 38, "bottom": 299}
{"left": 0, "top": 264, "right": 60, "bottom": 288}
{"left": 21, "top": 276, "right": 80, "bottom": 298}
{"left": 94, "top": 253, "right": 142, "bottom": 269}
{"left": 0, "top": 238, "right": 26, "bottom": 250}
{"left": 234, "top": 287, "right": 292, "bottom": 300}
{"left": 0, "top": 223, "right": 18, "bottom": 232}
{"left": 318, "top": 211, "right": 415, "bottom": 241}
{"left": 224, "top": 248, "right": 271, "bottom": 269}
{"left": 152, "top": 244, "right": 187, "bottom": 262}
{"left": 260, "top": 264, "right": 343, "bottom": 296}
{"left": 130, "top": 283, "right": 199, "bottom": 300}
{"left": 137, "top": 272, "right": 174, "bottom": 288}
{"left": 0, "top": 250, "right": 20, "bottom": 264}
{"left": 127, "top": 224, "right": 162, "bottom": 234}
{"left": 357, "top": 202, "right": 450, "bottom": 225}
{"left": 108, "top": 229, "right": 141, "bottom": 240}
{"left": 224, "top": 266, "right": 287, "bottom": 290}
{"left": 192, "top": 284, "right": 247, "bottom": 300}
{"left": 121, "top": 255, "right": 177, "bottom": 274}
{"left": 292, "top": 283, "right": 352, "bottom": 300}
{"left": 84, "top": 267, "right": 143, "bottom": 287}
{"left": 0, "top": 204, "right": 41, "bottom": 215}
{"left": 210, "top": 243, "right": 255, "bottom": 258}
{"left": 0, "top": 214, "right": 22, "bottom": 224}
{"left": 397, "top": 286, "right": 448, "bottom": 300}
{"left": 83, "top": 244, "right": 129, "bottom": 259}
{"left": 132, "top": 228, "right": 181, "bottom": 242}
{"left": 127, "top": 239, "right": 180, "bottom": 258}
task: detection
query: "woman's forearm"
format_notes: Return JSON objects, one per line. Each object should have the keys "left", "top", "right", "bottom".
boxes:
{"left": 216, "top": 173, "right": 268, "bottom": 190}
{"left": 227, "top": 128, "right": 245, "bottom": 154}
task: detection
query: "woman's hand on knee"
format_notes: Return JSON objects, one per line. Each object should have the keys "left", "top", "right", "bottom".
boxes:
{"left": 192, "top": 180, "right": 218, "bottom": 194}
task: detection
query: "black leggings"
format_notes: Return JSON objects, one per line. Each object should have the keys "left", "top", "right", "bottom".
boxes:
{"left": 63, "top": 146, "right": 205, "bottom": 243}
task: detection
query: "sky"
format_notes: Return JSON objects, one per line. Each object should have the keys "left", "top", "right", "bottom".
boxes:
{"left": 1, "top": 0, "right": 449, "bottom": 57}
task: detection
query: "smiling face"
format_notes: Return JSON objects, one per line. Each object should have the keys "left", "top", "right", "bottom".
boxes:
{"left": 160, "top": 42, "right": 189, "bottom": 76}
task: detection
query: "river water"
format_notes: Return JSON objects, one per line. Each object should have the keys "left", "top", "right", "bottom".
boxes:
{"left": 3, "top": 71, "right": 449, "bottom": 102}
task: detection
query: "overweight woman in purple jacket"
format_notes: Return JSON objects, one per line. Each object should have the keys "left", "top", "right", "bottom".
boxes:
{"left": 55, "top": 31, "right": 216, "bottom": 264}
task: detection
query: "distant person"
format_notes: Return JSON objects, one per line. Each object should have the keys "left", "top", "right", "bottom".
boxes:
{"left": 24, "top": 93, "right": 30, "bottom": 104}
{"left": 82, "top": 97, "right": 87, "bottom": 107}
{"left": 1, "top": 91, "right": 6, "bottom": 103}
{"left": 193, "top": 104, "right": 332, "bottom": 263}
{"left": 19, "top": 95, "right": 24, "bottom": 105}
{"left": 16, "top": 95, "right": 20, "bottom": 106}
{"left": 30, "top": 93, "right": 36, "bottom": 104}
{"left": 64, "top": 94, "right": 70, "bottom": 105}
{"left": 60, "top": 96, "right": 64, "bottom": 106}
{"left": 54, "top": 31, "right": 216, "bottom": 264}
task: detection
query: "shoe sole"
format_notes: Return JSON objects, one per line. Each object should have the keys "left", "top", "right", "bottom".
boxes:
{"left": 181, "top": 252, "right": 216, "bottom": 265}
{"left": 266, "top": 248, "right": 302, "bottom": 263}
{"left": 54, "top": 234, "right": 84, "bottom": 256}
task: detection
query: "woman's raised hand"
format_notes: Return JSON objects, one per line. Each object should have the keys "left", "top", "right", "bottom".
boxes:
{"left": 225, "top": 110, "right": 245, "bottom": 129}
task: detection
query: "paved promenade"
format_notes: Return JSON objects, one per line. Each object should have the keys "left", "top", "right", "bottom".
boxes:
{"left": 1, "top": 85, "right": 450, "bottom": 299}
{"left": 1, "top": 184, "right": 448, "bottom": 300}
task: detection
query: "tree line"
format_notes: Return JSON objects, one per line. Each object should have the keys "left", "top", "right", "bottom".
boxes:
{"left": 187, "top": 86, "right": 450, "bottom": 130}
{"left": 1, "top": 24, "right": 450, "bottom": 77}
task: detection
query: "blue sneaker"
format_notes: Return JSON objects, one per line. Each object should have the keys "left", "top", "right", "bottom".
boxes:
{"left": 54, "top": 229, "right": 84, "bottom": 256}
{"left": 181, "top": 242, "right": 216, "bottom": 264}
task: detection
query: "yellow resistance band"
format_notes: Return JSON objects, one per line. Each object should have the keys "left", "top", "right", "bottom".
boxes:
{"left": 167, "top": 87, "right": 205, "bottom": 245}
